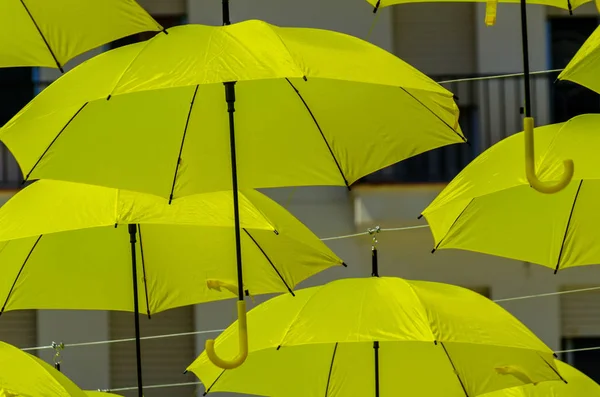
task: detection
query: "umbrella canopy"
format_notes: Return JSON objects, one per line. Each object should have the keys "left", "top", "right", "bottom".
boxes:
{"left": 0, "top": 0, "right": 162, "bottom": 70}
{"left": 482, "top": 360, "right": 600, "bottom": 396}
{"left": 422, "top": 113, "right": 600, "bottom": 272}
{"left": 559, "top": 24, "right": 600, "bottom": 95}
{"left": 0, "top": 340, "right": 86, "bottom": 397}
{"left": 0, "top": 19, "right": 464, "bottom": 199}
{"left": 0, "top": 179, "right": 343, "bottom": 314}
{"left": 187, "top": 277, "right": 562, "bottom": 397}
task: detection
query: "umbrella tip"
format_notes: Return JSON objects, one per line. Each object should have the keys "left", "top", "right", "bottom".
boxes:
{"left": 341, "top": 262, "right": 348, "bottom": 267}
{"left": 417, "top": 214, "right": 423, "bottom": 220}
{"left": 183, "top": 370, "right": 188, "bottom": 374}
{"left": 431, "top": 248, "right": 436, "bottom": 254}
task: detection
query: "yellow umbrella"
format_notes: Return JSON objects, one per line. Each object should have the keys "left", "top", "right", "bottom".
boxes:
{"left": 422, "top": 113, "right": 600, "bottom": 272}
{"left": 0, "top": 179, "right": 343, "bottom": 394}
{"left": 187, "top": 276, "right": 563, "bottom": 397}
{"left": 363, "top": 0, "right": 576, "bottom": 195}
{"left": 482, "top": 360, "right": 600, "bottom": 396}
{"left": 0, "top": 19, "right": 464, "bottom": 369}
{"left": 559, "top": 24, "right": 600, "bottom": 95}
{"left": 0, "top": 0, "right": 162, "bottom": 71}
{"left": 0, "top": 340, "right": 86, "bottom": 396}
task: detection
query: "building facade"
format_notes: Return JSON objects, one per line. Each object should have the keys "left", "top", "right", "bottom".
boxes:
{"left": 0, "top": 0, "right": 599, "bottom": 395}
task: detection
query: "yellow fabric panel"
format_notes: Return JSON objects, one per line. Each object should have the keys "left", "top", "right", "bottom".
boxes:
{"left": 0, "top": 0, "right": 161, "bottom": 68}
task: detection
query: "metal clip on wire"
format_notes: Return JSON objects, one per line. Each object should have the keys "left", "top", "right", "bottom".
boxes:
{"left": 367, "top": 226, "right": 380, "bottom": 250}
{"left": 368, "top": 226, "right": 381, "bottom": 277}
{"left": 52, "top": 341, "right": 64, "bottom": 371}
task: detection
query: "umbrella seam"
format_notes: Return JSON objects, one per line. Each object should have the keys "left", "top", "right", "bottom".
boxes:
{"left": 399, "top": 87, "right": 466, "bottom": 142}
{"left": 18, "top": 0, "right": 63, "bottom": 71}
{"left": 431, "top": 198, "right": 475, "bottom": 252}
{"left": 403, "top": 281, "right": 437, "bottom": 342}
{"left": 284, "top": 78, "right": 349, "bottom": 188}
{"left": 0, "top": 235, "right": 42, "bottom": 314}
{"left": 242, "top": 228, "right": 294, "bottom": 295}
{"left": 554, "top": 179, "right": 583, "bottom": 273}
{"left": 168, "top": 85, "right": 199, "bottom": 203}
{"left": 24, "top": 102, "right": 88, "bottom": 183}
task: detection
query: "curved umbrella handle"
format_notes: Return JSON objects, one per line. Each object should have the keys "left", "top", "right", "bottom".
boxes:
{"left": 205, "top": 300, "right": 249, "bottom": 369}
{"left": 524, "top": 117, "right": 574, "bottom": 194}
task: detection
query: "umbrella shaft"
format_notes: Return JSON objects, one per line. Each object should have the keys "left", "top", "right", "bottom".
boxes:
{"left": 373, "top": 341, "right": 380, "bottom": 397}
{"left": 371, "top": 248, "right": 379, "bottom": 277}
{"left": 222, "top": 0, "right": 231, "bottom": 25}
{"left": 225, "top": 82, "right": 245, "bottom": 301}
{"left": 128, "top": 224, "right": 144, "bottom": 397}
{"left": 519, "top": 0, "right": 532, "bottom": 117}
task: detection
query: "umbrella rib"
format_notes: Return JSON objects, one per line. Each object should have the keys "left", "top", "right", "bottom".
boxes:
{"left": 242, "top": 229, "right": 295, "bottom": 296}
{"left": 24, "top": 102, "right": 89, "bottom": 183}
{"left": 431, "top": 198, "right": 475, "bottom": 253}
{"left": 202, "top": 368, "right": 227, "bottom": 395}
{"left": 18, "top": 0, "right": 64, "bottom": 72}
{"left": 0, "top": 235, "right": 42, "bottom": 315}
{"left": 399, "top": 87, "right": 466, "bottom": 142}
{"left": 554, "top": 179, "right": 583, "bottom": 274}
{"left": 137, "top": 225, "right": 151, "bottom": 318}
{"left": 284, "top": 78, "right": 350, "bottom": 190}
{"left": 169, "top": 85, "right": 199, "bottom": 203}
{"left": 324, "top": 343, "right": 338, "bottom": 397}
{"left": 439, "top": 342, "right": 469, "bottom": 396}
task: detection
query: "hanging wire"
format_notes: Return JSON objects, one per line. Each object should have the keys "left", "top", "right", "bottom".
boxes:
{"left": 436, "top": 68, "right": 564, "bottom": 84}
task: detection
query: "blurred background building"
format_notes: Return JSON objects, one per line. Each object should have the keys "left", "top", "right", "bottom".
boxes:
{"left": 1, "top": 0, "right": 600, "bottom": 395}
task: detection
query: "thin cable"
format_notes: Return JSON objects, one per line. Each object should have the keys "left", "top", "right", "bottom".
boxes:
{"left": 436, "top": 68, "right": 564, "bottom": 84}
{"left": 493, "top": 285, "right": 600, "bottom": 303}
{"left": 319, "top": 224, "right": 430, "bottom": 241}
{"left": 21, "top": 328, "right": 225, "bottom": 352}
{"left": 556, "top": 346, "right": 600, "bottom": 354}
{"left": 106, "top": 381, "right": 202, "bottom": 392}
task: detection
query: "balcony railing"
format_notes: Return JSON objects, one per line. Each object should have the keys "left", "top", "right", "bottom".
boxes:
{"left": 0, "top": 72, "right": 598, "bottom": 189}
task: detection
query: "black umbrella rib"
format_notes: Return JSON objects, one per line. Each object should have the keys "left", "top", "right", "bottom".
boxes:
{"left": 0, "top": 235, "right": 43, "bottom": 315}
{"left": 431, "top": 198, "right": 474, "bottom": 253}
{"left": 242, "top": 229, "right": 295, "bottom": 296}
{"left": 203, "top": 368, "right": 227, "bottom": 396}
{"left": 284, "top": 78, "right": 350, "bottom": 190}
{"left": 439, "top": 342, "right": 469, "bottom": 396}
{"left": 554, "top": 180, "right": 583, "bottom": 274}
{"left": 324, "top": 343, "right": 338, "bottom": 397}
{"left": 137, "top": 225, "right": 151, "bottom": 318}
{"left": 19, "top": 0, "right": 64, "bottom": 72}
{"left": 24, "top": 102, "right": 89, "bottom": 184}
{"left": 399, "top": 87, "right": 466, "bottom": 143}
{"left": 168, "top": 85, "right": 199, "bottom": 203}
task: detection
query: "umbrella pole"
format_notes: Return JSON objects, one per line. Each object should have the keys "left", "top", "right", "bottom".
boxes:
{"left": 128, "top": 224, "right": 144, "bottom": 397}
{"left": 222, "top": 0, "right": 231, "bottom": 25}
{"left": 371, "top": 232, "right": 380, "bottom": 397}
{"left": 225, "top": 81, "right": 245, "bottom": 324}
{"left": 519, "top": 0, "right": 532, "bottom": 119}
